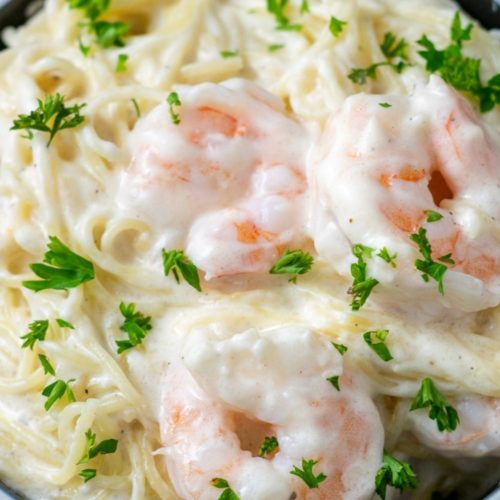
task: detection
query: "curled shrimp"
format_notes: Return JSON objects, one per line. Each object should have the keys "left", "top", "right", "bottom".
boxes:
{"left": 118, "top": 79, "right": 309, "bottom": 279}
{"left": 312, "top": 76, "right": 500, "bottom": 313}
{"left": 160, "top": 325, "right": 384, "bottom": 499}
{"left": 406, "top": 395, "right": 500, "bottom": 457}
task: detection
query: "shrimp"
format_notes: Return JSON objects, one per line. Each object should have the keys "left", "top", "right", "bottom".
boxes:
{"left": 312, "top": 76, "right": 500, "bottom": 313}
{"left": 406, "top": 395, "right": 500, "bottom": 457}
{"left": 118, "top": 79, "right": 309, "bottom": 279}
{"left": 160, "top": 326, "right": 384, "bottom": 499}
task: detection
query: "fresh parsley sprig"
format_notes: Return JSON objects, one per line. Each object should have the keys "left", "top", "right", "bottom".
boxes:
{"left": 377, "top": 247, "right": 397, "bottom": 268}
{"left": 363, "top": 330, "right": 393, "bottom": 362}
{"left": 329, "top": 16, "right": 346, "bottom": 38}
{"left": 23, "top": 236, "right": 95, "bottom": 292}
{"left": 375, "top": 452, "right": 418, "bottom": 499}
{"left": 269, "top": 249, "right": 313, "bottom": 283}
{"left": 78, "top": 428, "right": 118, "bottom": 464}
{"left": 162, "top": 249, "right": 201, "bottom": 291}
{"left": 410, "top": 378, "right": 460, "bottom": 432}
{"left": 116, "top": 302, "right": 152, "bottom": 354}
{"left": 258, "top": 436, "right": 279, "bottom": 457}
{"left": 20, "top": 320, "right": 49, "bottom": 349}
{"left": 409, "top": 227, "right": 454, "bottom": 295}
{"left": 417, "top": 12, "right": 500, "bottom": 112}
{"left": 290, "top": 458, "right": 327, "bottom": 488}
{"left": 11, "top": 94, "right": 85, "bottom": 146}
{"left": 210, "top": 478, "right": 240, "bottom": 500}
{"left": 42, "top": 378, "right": 76, "bottom": 410}
{"left": 348, "top": 32, "right": 409, "bottom": 84}
{"left": 348, "top": 244, "right": 379, "bottom": 311}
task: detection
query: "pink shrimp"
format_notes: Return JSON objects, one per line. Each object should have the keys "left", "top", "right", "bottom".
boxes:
{"left": 312, "top": 76, "right": 500, "bottom": 313}
{"left": 118, "top": 79, "right": 309, "bottom": 279}
{"left": 160, "top": 326, "right": 384, "bottom": 499}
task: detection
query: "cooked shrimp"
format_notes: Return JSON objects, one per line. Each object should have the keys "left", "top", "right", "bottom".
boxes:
{"left": 160, "top": 326, "right": 384, "bottom": 500}
{"left": 118, "top": 79, "right": 309, "bottom": 278}
{"left": 312, "top": 76, "right": 500, "bottom": 313}
{"left": 407, "top": 395, "right": 500, "bottom": 457}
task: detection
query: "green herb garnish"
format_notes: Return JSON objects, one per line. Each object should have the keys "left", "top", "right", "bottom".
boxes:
{"left": 42, "top": 378, "right": 76, "bottom": 410}
{"left": 11, "top": 94, "right": 85, "bottom": 146}
{"left": 326, "top": 375, "right": 340, "bottom": 391}
{"left": 38, "top": 354, "right": 56, "bottom": 375}
{"left": 377, "top": 247, "right": 397, "bottom": 268}
{"left": 79, "top": 468, "right": 97, "bottom": 482}
{"left": 78, "top": 428, "right": 118, "bottom": 464}
{"left": 332, "top": 342, "right": 348, "bottom": 355}
{"left": 21, "top": 320, "right": 49, "bottom": 349}
{"left": 166, "top": 92, "right": 181, "bottom": 125}
{"left": 269, "top": 249, "right": 313, "bottom": 283}
{"left": 220, "top": 50, "right": 239, "bottom": 58}
{"left": 424, "top": 210, "right": 443, "bottom": 223}
{"left": 116, "top": 302, "right": 152, "bottom": 354}
{"left": 258, "top": 436, "right": 279, "bottom": 457}
{"left": 329, "top": 16, "right": 346, "bottom": 37}
{"left": 410, "top": 378, "right": 460, "bottom": 432}
{"left": 23, "top": 236, "right": 95, "bottom": 292}
{"left": 375, "top": 452, "right": 418, "bottom": 499}
{"left": 162, "top": 249, "right": 201, "bottom": 291}
{"left": 349, "top": 244, "right": 379, "bottom": 310}
{"left": 210, "top": 478, "right": 240, "bottom": 500}
{"left": 363, "top": 330, "right": 393, "bottom": 361}
{"left": 290, "top": 458, "right": 327, "bottom": 488}
{"left": 115, "top": 53, "right": 128, "bottom": 72}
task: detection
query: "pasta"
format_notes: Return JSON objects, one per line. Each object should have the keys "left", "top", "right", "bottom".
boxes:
{"left": 0, "top": 0, "right": 499, "bottom": 498}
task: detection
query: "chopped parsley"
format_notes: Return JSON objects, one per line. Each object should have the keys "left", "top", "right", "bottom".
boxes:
{"left": 162, "top": 249, "right": 201, "bottom": 291}
{"left": 21, "top": 320, "right": 49, "bottom": 349}
{"left": 269, "top": 249, "right": 313, "bottom": 283}
{"left": 348, "top": 32, "right": 409, "bottom": 84}
{"left": 332, "top": 342, "right": 348, "bottom": 355}
{"left": 329, "top": 16, "right": 347, "bottom": 38}
{"left": 79, "top": 468, "right": 97, "bottom": 482}
{"left": 375, "top": 452, "right": 418, "bottom": 499}
{"left": 210, "top": 478, "right": 240, "bottom": 499}
{"left": 363, "top": 330, "right": 393, "bottom": 362}
{"left": 220, "top": 50, "right": 239, "bottom": 58}
{"left": 417, "top": 12, "right": 500, "bottom": 112}
{"left": 56, "top": 318, "right": 75, "bottom": 329}
{"left": 377, "top": 247, "right": 397, "bottom": 268}
{"left": 266, "top": 0, "right": 301, "bottom": 31}
{"left": 300, "top": 0, "right": 309, "bottom": 14}
{"left": 348, "top": 244, "right": 379, "bottom": 311}
{"left": 116, "top": 302, "right": 152, "bottom": 354}
{"left": 326, "top": 375, "right": 340, "bottom": 391}
{"left": 258, "top": 436, "right": 279, "bottom": 457}
{"left": 409, "top": 227, "right": 454, "bottom": 295}
{"left": 290, "top": 458, "right": 327, "bottom": 488}
{"left": 424, "top": 210, "right": 443, "bottom": 223}
{"left": 38, "top": 354, "right": 56, "bottom": 375}
{"left": 68, "top": 0, "right": 129, "bottom": 52}
{"left": 11, "top": 94, "right": 85, "bottom": 146}
{"left": 166, "top": 92, "right": 181, "bottom": 125}
{"left": 78, "top": 428, "right": 118, "bottom": 464}
{"left": 42, "top": 378, "right": 76, "bottom": 410}
{"left": 22, "top": 236, "right": 95, "bottom": 292}
{"left": 379, "top": 102, "right": 392, "bottom": 108}
{"left": 268, "top": 43, "right": 284, "bottom": 52}
{"left": 131, "top": 98, "right": 141, "bottom": 117}
{"left": 410, "top": 378, "right": 460, "bottom": 432}
{"left": 115, "top": 53, "right": 128, "bottom": 72}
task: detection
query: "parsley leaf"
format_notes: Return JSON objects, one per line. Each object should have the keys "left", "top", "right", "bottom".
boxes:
{"left": 42, "top": 378, "right": 76, "bottom": 410}
{"left": 349, "top": 32, "right": 409, "bottom": 84}
{"left": 329, "top": 16, "right": 346, "bottom": 37}
{"left": 379, "top": 102, "right": 392, "bottom": 108}
{"left": 11, "top": 94, "right": 85, "bottom": 146}
{"left": 131, "top": 98, "right": 141, "bottom": 117}
{"left": 21, "top": 320, "right": 49, "bottom": 349}
{"left": 56, "top": 318, "right": 75, "bottom": 329}
{"left": 290, "top": 458, "right": 327, "bottom": 488}
{"left": 326, "top": 375, "right": 340, "bottom": 391}
{"left": 377, "top": 247, "right": 397, "bottom": 268}
{"left": 166, "top": 92, "right": 181, "bottom": 125}
{"left": 268, "top": 43, "right": 284, "bottom": 52}
{"left": 78, "top": 428, "right": 118, "bottom": 464}
{"left": 363, "top": 330, "right": 393, "bottom": 361}
{"left": 409, "top": 227, "right": 453, "bottom": 295}
{"left": 210, "top": 478, "right": 240, "bottom": 500}
{"left": 267, "top": 0, "right": 301, "bottom": 31}
{"left": 332, "top": 342, "right": 348, "bottom": 355}
{"left": 220, "top": 50, "right": 239, "bottom": 58}
{"left": 348, "top": 244, "right": 379, "bottom": 311}
{"left": 116, "top": 53, "right": 128, "bottom": 72}
{"left": 300, "top": 0, "right": 309, "bottom": 14}
{"left": 424, "top": 210, "right": 444, "bottom": 223}
{"left": 417, "top": 12, "right": 500, "bottom": 112}
{"left": 258, "top": 436, "right": 279, "bottom": 457}
{"left": 23, "top": 236, "right": 95, "bottom": 292}
{"left": 116, "top": 302, "right": 152, "bottom": 354}
{"left": 375, "top": 452, "right": 418, "bottom": 499}
{"left": 79, "top": 468, "right": 97, "bottom": 482}
{"left": 269, "top": 249, "right": 313, "bottom": 282}
{"left": 67, "top": 0, "right": 110, "bottom": 21}
{"left": 38, "top": 354, "right": 56, "bottom": 375}
{"left": 410, "top": 378, "right": 460, "bottom": 432}
{"left": 162, "top": 249, "right": 201, "bottom": 291}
